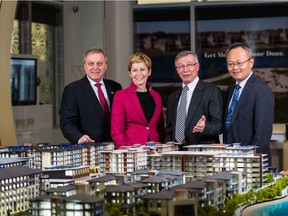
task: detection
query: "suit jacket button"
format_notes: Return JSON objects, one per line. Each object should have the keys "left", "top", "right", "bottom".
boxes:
{"left": 146, "top": 127, "right": 149, "bottom": 130}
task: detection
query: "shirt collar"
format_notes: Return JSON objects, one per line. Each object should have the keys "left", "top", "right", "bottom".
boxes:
{"left": 183, "top": 76, "right": 199, "bottom": 89}
{"left": 236, "top": 71, "right": 252, "bottom": 89}
{"left": 87, "top": 76, "right": 104, "bottom": 86}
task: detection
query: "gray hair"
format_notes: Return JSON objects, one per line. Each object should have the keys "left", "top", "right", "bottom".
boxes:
{"left": 83, "top": 47, "right": 108, "bottom": 64}
{"left": 175, "top": 50, "right": 198, "bottom": 65}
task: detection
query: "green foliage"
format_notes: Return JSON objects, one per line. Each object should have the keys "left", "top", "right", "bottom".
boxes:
{"left": 13, "top": 211, "right": 29, "bottom": 216}
{"left": 104, "top": 177, "right": 288, "bottom": 216}
{"left": 198, "top": 205, "right": 217, "bottom": 216}
{"left": 198, "top": 177, "right": 288, "bottom": 216}
{"left": 266, "top": 173, "right": 274, "bottom": 183}
{"left": 105, "top": 202, "right": 124, "bottom": 216}
{"left": 110, "top": 205, "right": 122, "bottom": 216}
{"left": 105, "top": 201, "right": 112, "bottom": 213}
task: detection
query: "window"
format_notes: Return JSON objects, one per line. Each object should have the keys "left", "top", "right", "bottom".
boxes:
{"left": 195, "top": 2, "right": 288, "bottom": 122}
{"left": 134, "top": 6, "right": 190, "bottom": 83}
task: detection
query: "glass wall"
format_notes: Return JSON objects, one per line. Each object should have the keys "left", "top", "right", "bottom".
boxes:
{"left": 133, "top": 1, "right": 288, "bottom": 122}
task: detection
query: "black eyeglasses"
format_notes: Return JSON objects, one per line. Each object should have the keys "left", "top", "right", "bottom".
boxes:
{"left": 226, "top": 57, "right": 252, "bottom": 69}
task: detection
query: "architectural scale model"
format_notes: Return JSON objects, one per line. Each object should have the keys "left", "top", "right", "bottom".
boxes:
{"left": 0, "top": 142, "right": 271, "bottom": 216}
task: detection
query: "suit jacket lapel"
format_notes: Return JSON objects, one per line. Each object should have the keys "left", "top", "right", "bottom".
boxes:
{"left": 82, "top": 77, "right": 106, "bottom": 121}
{"left": 186, "top": 81, "right": 204, "bottom": 124}
{"left": 225, "top": 85, "right": 234, "bottom": 117}
{"left": 149, "top": 90, "right": 161, "bottom": 125}
{"left": 230, "top": 73, "right": 256, "bottom": 124}
{"left": 103, "top": 79, "right": 115, "bottom": 104}
{"left": 80, "top": 77, "right": 101, "bottom": 108}
{"left": 173, "top": 88, "right": 182, "bottom": 124}
{"left": 128, "top": 88, "right": 148, "bottom": 124}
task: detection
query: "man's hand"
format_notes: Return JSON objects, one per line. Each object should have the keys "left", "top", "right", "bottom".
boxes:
{"left": 193, "top": 115, "right": 206, "bottom": 133}
{"left": 78, "top": 135, "right": 95, "bottom": 143}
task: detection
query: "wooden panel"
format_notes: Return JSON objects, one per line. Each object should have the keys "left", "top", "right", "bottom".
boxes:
{"left": 0, "top": 1, "right": 17, "bottom": 147}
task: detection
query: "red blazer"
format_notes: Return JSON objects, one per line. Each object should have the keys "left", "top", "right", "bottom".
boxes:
{"left": 111, "top": 82, "right": 165, "bottom": 149}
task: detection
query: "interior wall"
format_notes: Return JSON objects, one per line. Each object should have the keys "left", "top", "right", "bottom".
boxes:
{"left": 0, "top": 1, "right": 18, "bottom": 147}
{"left": 105, "top": 1, "right": 133, "bottom": 88}
{"left": 63, "top": 1, "right": 105, "bottom": 85}
{"left": 62, "top": 1, "right": 133, "bottom": 88}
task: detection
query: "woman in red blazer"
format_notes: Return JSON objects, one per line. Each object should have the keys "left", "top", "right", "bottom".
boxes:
{"left": 111, "top": 52, "right": 165, "bottom": 149}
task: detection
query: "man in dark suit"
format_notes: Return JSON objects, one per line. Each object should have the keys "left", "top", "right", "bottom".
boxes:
{"left": 165, "top": 50, "right": 223, "bottom": 146}
{"left": 60, "top": 48, "right": 122, "bottom": 144}
{"left": 223, "top": 43, "right": 274, "bottom": 159}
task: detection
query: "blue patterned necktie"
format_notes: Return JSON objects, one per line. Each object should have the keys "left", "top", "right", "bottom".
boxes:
{"left": 225, "top": 84, "right": 241, "bottom": 130}
{"left": 175, "top": 85, "right": 189, "bottom": 143}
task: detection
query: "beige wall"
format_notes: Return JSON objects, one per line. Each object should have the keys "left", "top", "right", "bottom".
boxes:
{"left": 63, "top": 1, "right": 105, "bottom": 85}
{"left": 105, "top": 1, "right": 133, "bottom": 88}
{"left": 63, "top": 1, "right": 133, "bottom": 88}
{"left": 0, "top": 0, "right": 17, "bottom": 147}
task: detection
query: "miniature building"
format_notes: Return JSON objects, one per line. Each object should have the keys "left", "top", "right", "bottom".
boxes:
{"left": 0, "top": 166, "right": 43, "bottom": 215}
{"left": 172, "top": 180, "right": 206, "bottom": 208}
{"left": 213, "top": 152, "right": 268, "bottom": 189}
{"left": 147, "top": 144, "right": 269, "bottom": 189}
{"left": 29, "top": 194, "right": 105, "bottom": 216}
{"left": 43, "top": 165, "right": 101, "bottom": 189}
{"left": 130, "top": 169, "right": 186, "bottom": 186}
{"left": 45, "top": 184, "right": 77, "bottom": 197}
{"left": 30, "top": 142, "right": 112, "bottom": 170}
{"left": 205, "top": 170, "right": 247, "bottom": 198}
{"left": 170, "top": 171, "right": 247, "bottom": 210}
{"left": 99, "top": 148, "right": 148, "bottom": 175}
{"left": 87, "top": 175, "right": 118, "bottom": 198}
{"left": 0, "top": 157, "right": 30, "bottom": 168}
{"left": 0, "top": 145, "right": 32, "bottom": 158}
{"left": 141, "top": 176, "right": 172, "bottom": 194}
{"left": 0, "top": 142, "right": 113, "bottom": 170}
{"left": 105, "top": 184, "right": 136, "bottom": 214}
{"left": 142, "top": 189, "right": 197, "bottom": 216}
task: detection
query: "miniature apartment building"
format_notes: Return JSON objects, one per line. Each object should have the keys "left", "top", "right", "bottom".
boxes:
{"left": 0, "top": 166, "right": 43, "bottom": 215}
{"left": 29, "top": 194, "right": 105, "bottom": 216}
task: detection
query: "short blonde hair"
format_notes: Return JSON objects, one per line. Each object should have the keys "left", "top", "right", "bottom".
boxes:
{"left": 128, "top": 52, "right": 152, "bottom": 71}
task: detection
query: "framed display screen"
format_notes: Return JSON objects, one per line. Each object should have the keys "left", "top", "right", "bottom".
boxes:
{"left": 10, "top": 55, "right": 38, "bottom": 105}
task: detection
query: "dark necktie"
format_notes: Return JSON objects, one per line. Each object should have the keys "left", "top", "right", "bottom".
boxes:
{"left": 95, "top": 83, "right": 110, "bottom": 122}
{"left": 175, "top": 85, "right": 189, "bottom": 143}
{"left": 225, "top": 84, "right": 241, "bottom": 130}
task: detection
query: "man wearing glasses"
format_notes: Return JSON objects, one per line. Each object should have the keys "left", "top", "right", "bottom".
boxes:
{"left": 60, "top": 47, "right": 122, "bottom": 144}
{"left": 223, "top": 43, "right": 274, "bottom": 162}
{"left": 165, "top": 50, "right": 223, "bottom": 148}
